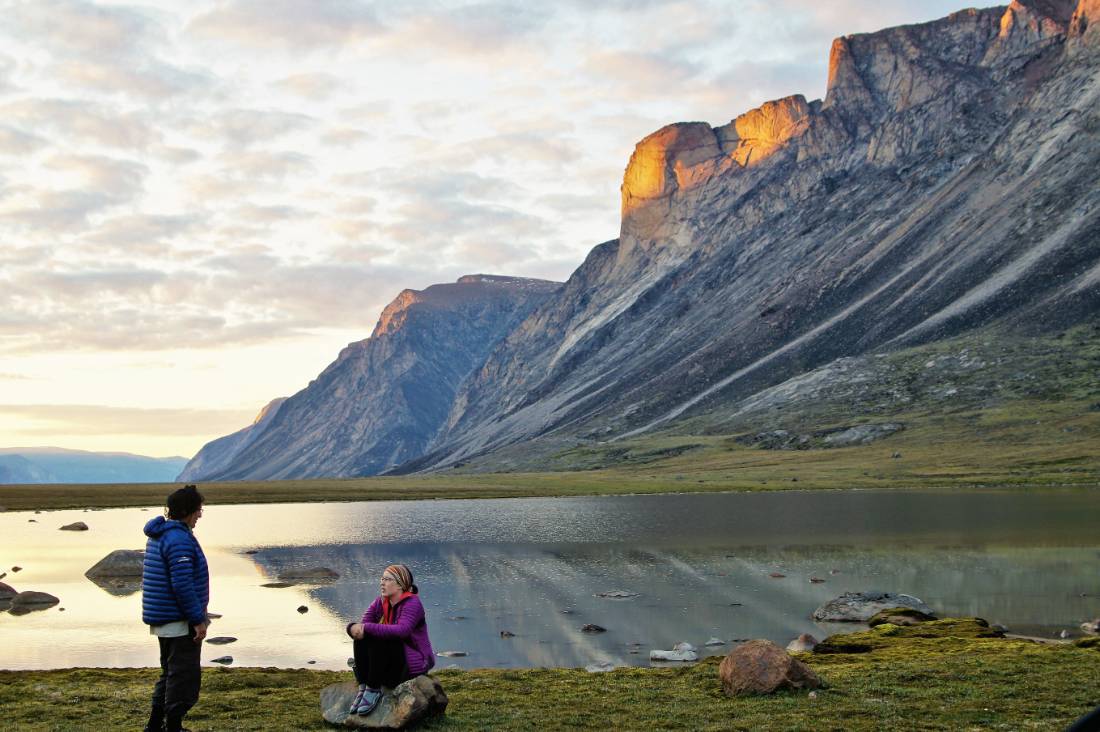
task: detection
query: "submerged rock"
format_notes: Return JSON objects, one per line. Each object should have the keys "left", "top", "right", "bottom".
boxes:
{"left": 581, "top": 624, "right": 607, "bottom": 634}
{"left": 211, "top": 656, "right": 233, "bottom": 664}
{"left": 436, "top": 651, "right": 467, "bottom": 658}
{"left": 719, "top": 640, "right": 821, "bottom": 696}
{"left": 0, "top": 582, "right": 16, "bottom": 601}
{"left": 278, "top": 567, "right": 339, "bottom": 583}
{"left": 60, "top": 522, "right": 89, "bottom": 531}
{"left": 786, "top": 633, "right": 819, "bottom": 652}
{"left": 9, "top": 591, "right": 60, "bottom": 614}
{"left": 321, "top": 675, "right": 448, "bottom": 729}
{"left": 813, "top": 592, "right": 935, "bottom": 622}
{"left": 594, "top": 590, "right": 639, "bottom": 599}
{"left": 207, "top": 637, "right": 237, "bottom": 645}
{"left": 650, "top": 642, "right": 697, "bottom": 662}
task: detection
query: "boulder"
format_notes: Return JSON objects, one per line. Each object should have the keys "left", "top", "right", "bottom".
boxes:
{"left": 84, "top": 549, "right": 145, "bottom": 596}
{"left": 650, "top": 642, "right": 698, "bottom": 661}
{"left": 10, "top": 591, "right": 61, "bottom": 614}
{"left": 719, "top": 640, "right": 822, "bottom": 696}
{"left": 320, "top": 675, "right": 448, "bottom": 729}
{"left": 60, "top": 522, "right": 89, "bottom": 531}
{"left": 813, "top": 592, "right": 935, "bottom": 622}
{"left": 786, "top": 633, "right": 819, "bottom": 652}
{"left": 1081, "top": 619, "right": 1100, "bottom": 635}
{"left": 278, "top": 567, "right": 340, "bottom": 583}
{"left": 868, "top": 607, "right": 937, "bottom": 627}
{"left": 85, "top": 550, "right": 145, "bottom": 578}
{"left": 0, "top": 582, "right": 16, "bottom": 601}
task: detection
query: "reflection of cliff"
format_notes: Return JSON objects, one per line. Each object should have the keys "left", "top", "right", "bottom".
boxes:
{"left": 248, "top": 542, "right": 1099, "bottom": 668}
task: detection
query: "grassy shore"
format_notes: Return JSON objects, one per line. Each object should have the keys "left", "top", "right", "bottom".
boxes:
{"left": 1, "top": 619, "right": 1098, "bottom": 730}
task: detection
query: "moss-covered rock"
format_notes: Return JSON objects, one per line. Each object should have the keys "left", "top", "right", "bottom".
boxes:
{"left": 868, "top": 606, "right": 938, "bottom": 627}
{"left": 815, "top": 618, "right": 1004, "bottom": 655}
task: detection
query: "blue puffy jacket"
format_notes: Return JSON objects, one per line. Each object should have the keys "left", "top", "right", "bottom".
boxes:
{"left": 141, "top": 516, "right": 209, "bottom": 626}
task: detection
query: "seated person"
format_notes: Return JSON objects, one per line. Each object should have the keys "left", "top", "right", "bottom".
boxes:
{"left": 346, "top": 563, "right": 435, "bottom": 716}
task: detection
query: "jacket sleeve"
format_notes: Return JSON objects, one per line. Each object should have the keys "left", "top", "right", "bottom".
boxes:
{"left": 363, "top": 597, "right": 422, "bottom": 640}
{"left": 163, "top": 534, "right": 206, "bottom": 625}
{"left": 359, "top": 596, "right": 382, "bottom": 626}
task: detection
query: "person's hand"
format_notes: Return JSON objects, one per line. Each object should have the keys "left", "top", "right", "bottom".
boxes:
{"left": 193, "top": 621, "right": 209, "bottom": 643}
{"left": 350, "top": 622, "right": 364, "bottom": 640}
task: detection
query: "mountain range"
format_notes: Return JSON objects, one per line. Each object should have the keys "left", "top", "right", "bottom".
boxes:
{"left": 0, "top": 448, "right": 188, "bottom": 485}
{"left": 181, "top": 0, "right": 1100, "bottom": 482}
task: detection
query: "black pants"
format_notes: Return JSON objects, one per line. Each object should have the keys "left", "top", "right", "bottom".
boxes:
{"left": 352, "top": 636, "right": 409, "bottom": 689}
{"left": 152, "top": 628, "right": 202, "bottom": 719}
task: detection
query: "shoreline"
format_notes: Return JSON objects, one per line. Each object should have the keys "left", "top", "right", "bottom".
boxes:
{"left": 1, "top": 476, "right": 1097, "bottom": 513}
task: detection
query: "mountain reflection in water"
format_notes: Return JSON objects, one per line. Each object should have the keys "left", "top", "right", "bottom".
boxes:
{"left": 1, "top": 490, "right": 1098, "bottom": 670}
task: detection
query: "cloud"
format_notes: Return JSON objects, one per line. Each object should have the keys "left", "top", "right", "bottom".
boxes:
{"left": 0, "top": 125, "right": 47, "bottom": 155}
{"left": 52, "top": 58, "right": 211, "bottom": 100}
{"left": 274, "top": 72, "right": 343, "bottom": 99}
{"left": 320, "top": 127, "right": 372, "bottom": 147}
{"left": 188, "top": 0, "right": 384, "bottom": 50}
{"left": 0, "top": 403, "right": 257, "bottom": 437}
{"left": 44, "top": 153, "right": 148, "bottom": 199}
{"left": 4, "top": 189, "right": 119, "bottom": 232}
{"left": 1, "top": 98, "right": 159, "bottom": 149}
{"left": 80, "top": 214, "right": 202, "bottom": 255}
{"left": 379, "top": 2, "right": 551, "bottom": 57}
{"left": 191, "top": 108, "right": 316, "bottom": 148}
{"left": 216, "top": 150, "right": 315, "bottom": 180}
{"left": 581, "top": 50, "right": 702, "bottom": 100}
{"left": 5, "top": 0, "right": 158, "bottom": 58}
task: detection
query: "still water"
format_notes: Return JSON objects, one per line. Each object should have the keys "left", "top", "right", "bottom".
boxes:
{"left": 1, "top": 490, "right": 1098, "bottom": 671}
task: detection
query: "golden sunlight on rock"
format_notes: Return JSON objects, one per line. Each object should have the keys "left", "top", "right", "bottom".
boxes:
{"left": 726, "top": 95, "right": 812, "bottom": 167}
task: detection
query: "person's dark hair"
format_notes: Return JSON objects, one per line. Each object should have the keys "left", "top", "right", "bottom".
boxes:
{"left": 166, "top": 484, "right": 204, "bottom": 520}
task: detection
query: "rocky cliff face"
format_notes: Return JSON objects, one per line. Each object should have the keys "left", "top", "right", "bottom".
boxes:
{"left": 177, "top": 397, "right": 286, "bottom": 481}
{"left": 400, "top": 0, "right": 1100, "bottom": 472}
{"left": 180, "top": 275, "right": 559, "bottom": 480}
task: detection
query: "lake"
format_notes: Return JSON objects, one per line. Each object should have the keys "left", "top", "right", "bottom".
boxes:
{"left": 2, "top": 489, "right": 1098, "bottom": 671}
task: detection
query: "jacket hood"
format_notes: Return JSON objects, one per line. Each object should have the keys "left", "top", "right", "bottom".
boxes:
{"left": 144, "top": 515, "right": 190, "bottom": 539}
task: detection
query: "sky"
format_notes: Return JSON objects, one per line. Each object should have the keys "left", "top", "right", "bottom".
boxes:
{"left": 0, "top": 0, "right": 969, "bottom": 459}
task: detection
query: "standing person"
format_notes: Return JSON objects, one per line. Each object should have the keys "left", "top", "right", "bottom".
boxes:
{"left": 141, "top": 484, "right": 210, "bottom": 732}
{"left": 346, "top": 563, "right": 435, "bottom": 716}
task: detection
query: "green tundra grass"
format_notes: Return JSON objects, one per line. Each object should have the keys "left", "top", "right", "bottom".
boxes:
{"left": 1, "top": 620, "right": 1098, "bottom": 730}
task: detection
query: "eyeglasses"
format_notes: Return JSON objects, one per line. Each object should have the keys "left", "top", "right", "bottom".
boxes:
{"left": 380, "top": 575, "right": 398, "bottom": 583}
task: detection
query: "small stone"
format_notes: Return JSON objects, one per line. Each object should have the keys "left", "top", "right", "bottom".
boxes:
{"left": 436, "top": 651, "right": 467, "bottom": 658}
{"left": 308, "top": 660, "right": 316, "bottom": 664}
{"left": 809, "top": 577, "right": 825, "bottom": 583}
{"left": 808, "top": 691, "right": 818, "bottom": 699}
{"left": 211, "top": 656, "right": 233, "bottom": 664}
{"left": 297, "top": 605, "right": 309, "bottom": 614}
{"left": 27, "top": 520, "right": 36, "bottom": 523}
{"left": 594, "top": 590, "right": 639, "bottom": 599}
{"left": 829, "top": 569, "right": 840, "bottom": 575}
{"left": 12, "top": 566, "right": 22, "bottom": 572}
{"left": 560, "top": 609, "right": 574, "bottom": 615}
{"left": 769, "top": 573, "right": 786, "bottom": 579}
{"left": 499, "top": 630, "right": 515, "bottom": 638}
{"left": 1081, "top": 619, "right": 1100, "bottom": 635}
{"left": 891, "top": 452, "right": 902, "bottom": 459}
{"left": 446, "top": 615, "right": 467, "bottom": 621}
{"left": 729, "top": 603, "right": 743, "bottom": 607}
{"left": 207, "top": 637, "right": 237, "bottom": 645}
{"left": 59, "top": 522, "right": 89, "bottom": 531}
{"left": 1059, "top": 629, "right": 1070, "bottom": 639}
{"left": 991, "top": 623, "right": 1009, "bottom": 633}
{"left": 581, "top": 624, "right": 607, "bottom": 633}
{"left": 705, "top": 637, "right": 725, "bottom": 646}
{"left": 261, "top": 582, "right": 293, "bottom": 588}
{"left": 244, "top": 550, "right": 259, "bottom": 555}
{"left": 59, "top": 608, "right": 65, "bottom": 612}
{"left": 585, "top": 661, "right": 618, "bottom": 673}
{"left": 347, "top": 657, "right": 355, "bottom": 668}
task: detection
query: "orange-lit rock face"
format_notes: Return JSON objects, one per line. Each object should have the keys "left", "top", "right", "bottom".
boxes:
{"left": 727, "top": 96, "right": 811, "bottom": 167}
{"left": 1072, "top": 0, "right": 1100, "bottom": 39}
{"left": 621, "top": 122, "right": 720, "bottom": 216}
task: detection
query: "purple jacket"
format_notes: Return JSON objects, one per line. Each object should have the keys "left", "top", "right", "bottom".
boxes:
{"left": 356, "top": 594, "right": 435, "bottom": 675}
